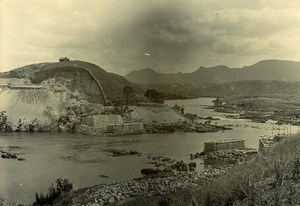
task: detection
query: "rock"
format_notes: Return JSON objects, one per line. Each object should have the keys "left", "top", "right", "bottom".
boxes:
{"left": 181, "top": 165, "right": 189, "bottom": 171}
{"left": 188, "top": 162, "right": 196, "bottom": 167}
{"left": 4, "top": 125, "right": 13, "bottom": 132}
{"left": 1, "top": 154, "right": 10, "bottom": 159}
{"left": 129, "top": 150, "right": 139, "bottom": 155}
{"left": 1, "top": 153, "right": 18, "bottom": 159}
{"left": 171, "top": 161, "right": 189, "bottom": 171}
{"left": 162, "top": 167, "right": 173, "bottom": 173}
{"left": 188, "top": 163, "right": 196, "bottom": 171}
{"left": 99, "top": 174, "right": 108, "bottom": 178}
{"left": 103, "top": 149, "right": 141, "bottom": 157}
{"left": 161, "top": 157, "right": 172, "bottom": 162}
{"left": 141, "top": 168, "right": 162, "bottom": 175}
{"left": 10, "top": 154, "right": 18, "bottom": 159}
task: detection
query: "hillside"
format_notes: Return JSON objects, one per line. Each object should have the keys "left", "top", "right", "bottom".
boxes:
{"left": 125, "top": 60, "right": 300, "bottom": 85}
{"left": 0, "top": 60, "right": 145, "bottom": 103}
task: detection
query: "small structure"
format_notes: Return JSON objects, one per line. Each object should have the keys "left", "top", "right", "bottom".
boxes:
{"left": 106, "top": 123, "right": 144, "bottom": 134}
{"left": 203, "top": 138, "right": 245, "bottom": 153}
{"left": 81, "top": 114, "right": 144, "bottom": 134}
{"left": 59, "top": 57, "right": 70, "bottom": 62}
{"left": 81, "top": 115, "right": 123, "bottom": 129}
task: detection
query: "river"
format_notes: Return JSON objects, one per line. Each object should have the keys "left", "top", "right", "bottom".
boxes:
{"left": 0, "top": 98, "right": 298, "bottom": 204}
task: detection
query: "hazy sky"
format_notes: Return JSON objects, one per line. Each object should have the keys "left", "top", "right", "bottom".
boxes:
{"left": 1, "top": 0, "right": 300, "bottom": 75}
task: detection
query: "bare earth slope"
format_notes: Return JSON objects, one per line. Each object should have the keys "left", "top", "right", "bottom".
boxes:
{"left": 0, "top": 89, "right": 64, "bottom": 130}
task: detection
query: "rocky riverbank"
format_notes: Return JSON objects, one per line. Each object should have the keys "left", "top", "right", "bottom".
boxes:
{"left": 212, "top": 96, "right": 300, "bottom": 125}
{"left": 63, "top": 168, "right": 226, "bottom": 206}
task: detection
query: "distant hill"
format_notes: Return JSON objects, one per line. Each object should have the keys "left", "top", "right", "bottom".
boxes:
{"left": 147, "top": 80, "right": 300, "bottom": 98}
{"left": 125, "top": 60, "right": 300, "bottom": 84}
{"left": 0, "top": 60, "right": 146, "bottom": 104}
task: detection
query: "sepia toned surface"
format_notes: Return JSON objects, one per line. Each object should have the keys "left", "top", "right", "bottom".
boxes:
{"left": 1, "top": 1, "right": 300, "bottom": 206}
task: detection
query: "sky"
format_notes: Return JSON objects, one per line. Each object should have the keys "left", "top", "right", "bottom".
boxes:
{"left": 1, "top": 0, "right": 300, "bottom": 75}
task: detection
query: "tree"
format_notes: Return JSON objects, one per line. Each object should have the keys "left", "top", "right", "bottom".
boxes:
{"left": 144, "top": 89, "right": 164, "bottom": 103}
{"left": 0, "top": 111, "right": 7, "bottom": 131}
{"left": 123, "top": 86, "right": 136, "bottom": 105}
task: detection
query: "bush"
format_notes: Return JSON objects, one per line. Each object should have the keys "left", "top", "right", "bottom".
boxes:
{"left": 34, "top": 185, "right": 60, "bottom": 206}
{"left": 33, "top": 178, "right": 73, "bottom": 206}
{"left": 144, "top": 89, "right": 164, "bottom": 103}
{"left": 0, "top": 111, "right": 7, "bottom": 131}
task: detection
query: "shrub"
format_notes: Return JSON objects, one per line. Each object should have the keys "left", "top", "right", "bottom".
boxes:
{"left": 0, "top": 111, "right": 7, "bottom": 131}
{"left": 34, "top": 185, "right": 60, "bottom": 206}
{"left": 33, "top": 178, "right": 73, "bottom": 206}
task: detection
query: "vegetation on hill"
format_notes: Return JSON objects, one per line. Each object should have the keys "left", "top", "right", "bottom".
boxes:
{"left": 0, "top": 60, "right": 146, "bottom": 104}
{"left": 144, "top": 89, "right": 165, "bottom": 103}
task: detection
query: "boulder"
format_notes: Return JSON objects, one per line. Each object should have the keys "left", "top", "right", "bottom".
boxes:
{"left": 188, "top": 162, "right": 197, "bottom": 168}
{"left": 171, "top": 161, "right": 189, "bottom": 171}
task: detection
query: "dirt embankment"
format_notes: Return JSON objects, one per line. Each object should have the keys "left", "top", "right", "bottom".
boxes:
{"left": 0, "top": 89, "right": 64, "bottom": 130}
{"left": 0, "top": 77, "right": 100, "bottom": 132}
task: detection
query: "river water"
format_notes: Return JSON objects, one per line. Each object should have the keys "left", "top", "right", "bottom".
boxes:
{"left": 0, "top": 98, "right": 298, "bottom": 204}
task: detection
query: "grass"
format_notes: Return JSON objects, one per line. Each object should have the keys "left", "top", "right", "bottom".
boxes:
{"left": 120, "top": 135, "right": 300, "bottom": 206}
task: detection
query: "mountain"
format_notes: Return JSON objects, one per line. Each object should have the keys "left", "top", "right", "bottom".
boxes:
{"left": 0, "top": 60, "right": 146, "bottom": 104}
{"left": 125, "top": 60, "right": 300, "bottom": 85}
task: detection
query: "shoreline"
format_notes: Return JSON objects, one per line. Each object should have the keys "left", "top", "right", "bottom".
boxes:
{"left": 53, "top": 168, "right": 227, "bottom": 206}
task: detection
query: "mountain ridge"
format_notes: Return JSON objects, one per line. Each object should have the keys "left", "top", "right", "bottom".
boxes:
{"left": 125, "top": 59, "right": 300, "bottom": 85}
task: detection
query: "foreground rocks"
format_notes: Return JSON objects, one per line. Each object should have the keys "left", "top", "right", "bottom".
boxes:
{"left": 69, "top": 168, "right": 226, "bottom": 206}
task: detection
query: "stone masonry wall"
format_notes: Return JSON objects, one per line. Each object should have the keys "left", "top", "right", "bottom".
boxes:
{"left": 204, "top": 139, "right": 245, "bottom": 153}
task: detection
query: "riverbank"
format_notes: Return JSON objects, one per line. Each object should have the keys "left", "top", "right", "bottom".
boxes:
{"left": 212, "top": 96, "right": 300, "bottom": 125}
{"left": 48, "top": 168, "right": 227, "bottom": 206}
{"left": 119, "top": 134, "right": 300, "bottom": 206}
{"left": 32, "top": 145, "right": 260, "bottom": 206}
{"left": 5, "top": 133, "right": 300, "bottom": 206}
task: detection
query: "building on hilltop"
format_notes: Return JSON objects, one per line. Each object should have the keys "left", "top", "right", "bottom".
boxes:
{"left": 59, "top": 57, "right": 70, "bottom": 62}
